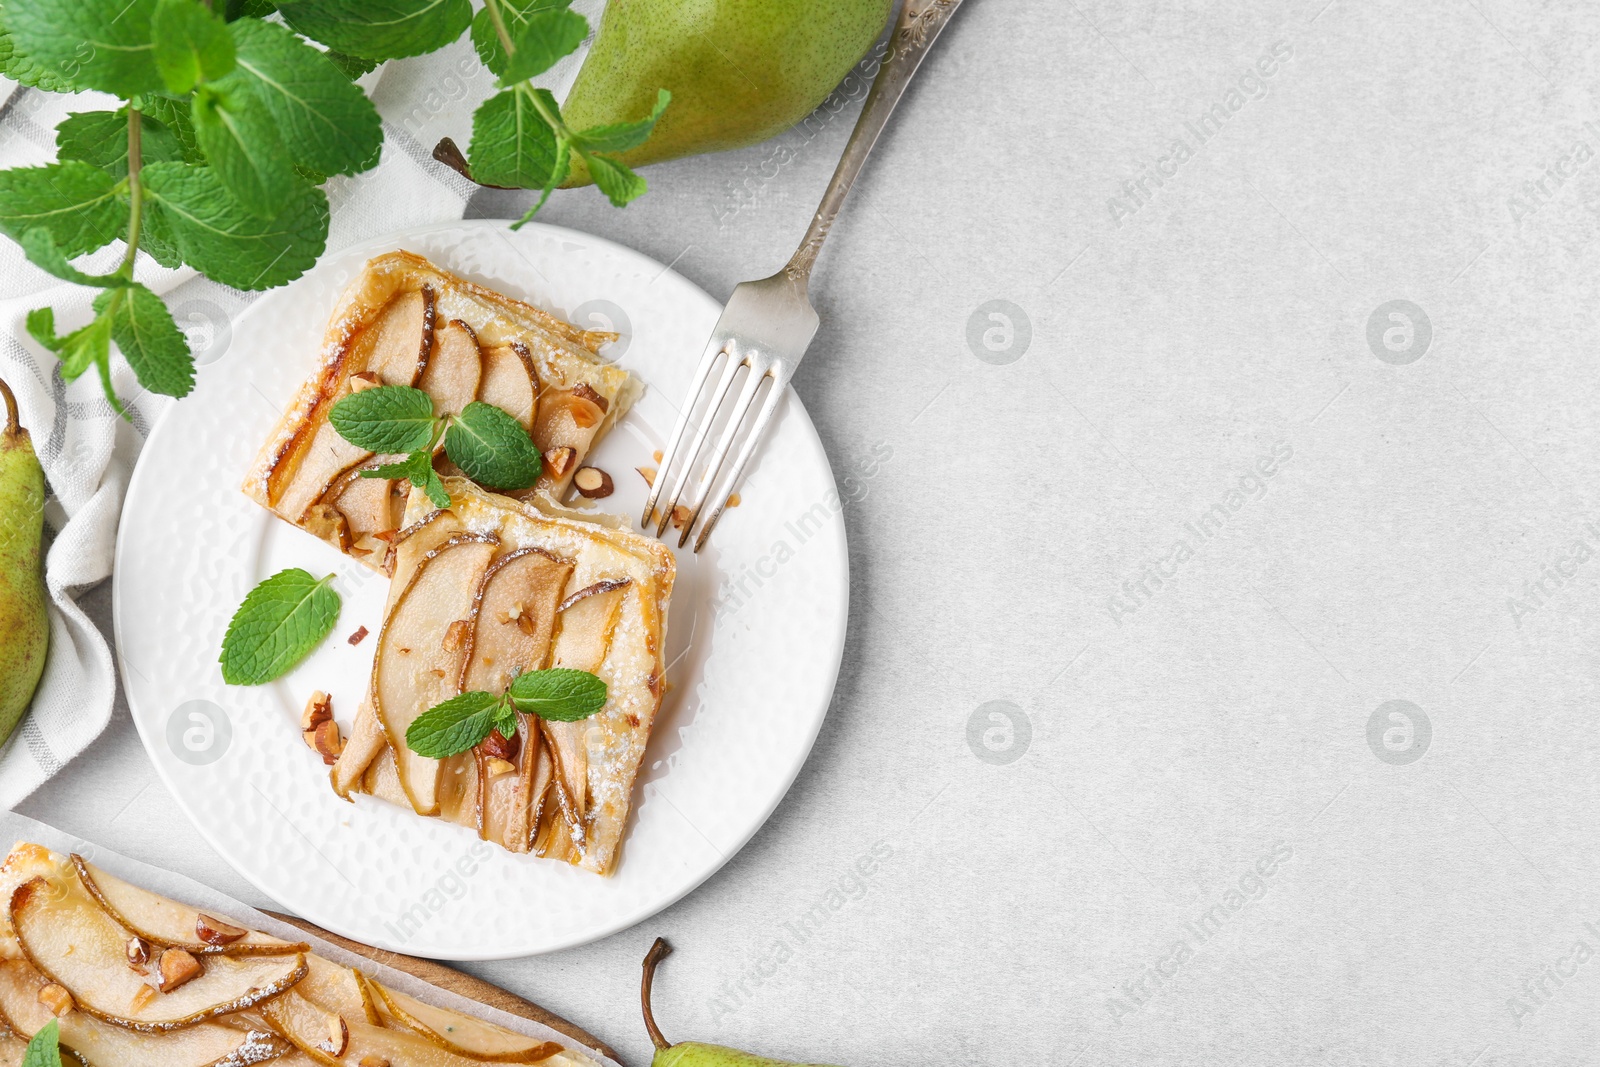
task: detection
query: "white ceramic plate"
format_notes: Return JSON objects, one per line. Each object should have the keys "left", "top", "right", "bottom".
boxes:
{"left": 112, "top": 220, "right": 848, "bottom": 959}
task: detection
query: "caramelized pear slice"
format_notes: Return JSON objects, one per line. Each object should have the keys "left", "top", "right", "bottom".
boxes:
{"left": 478, "top": 342, "right": 538, "bottom": 431}
{"left": 373, "top": 533, "right": 500, "bottom": 815}
{"left": 371, "top": 980, "right": 563, "bottom": 1062}
{"left": 542, "top": 580, "right": 627, "bottom": 830}
{"left": 267, "top": 990, "right": 560, "bottom": 1067}
{"left": 71, "top": 856, "right": 304, "bottom": 957}
{"left": 459, "top": 548, "right": 568, "bottom": 846}
{"left": 272, "top": 288, "right": 434, "bottom": 523}
{"left": 329, "top": 699, "right": 386, "bottom": 799}
{"left": 294, "top": 955, "right": 369, "bottom": 1021}
{"left": 10, "top": 877, "right": 306, "bottom": 1033}
{"left": 461, "top": 548, "right": 573, "bottom": 696}
{"left": 0, "top": 958, "right": 287, "bottom": 1067}
{"left": 420, "top": 319, "right": 483, "bottom": 420}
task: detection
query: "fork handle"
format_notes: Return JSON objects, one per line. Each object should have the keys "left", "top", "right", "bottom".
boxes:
{"left": 783, "top": 0, "right": 966, "bottom": 282}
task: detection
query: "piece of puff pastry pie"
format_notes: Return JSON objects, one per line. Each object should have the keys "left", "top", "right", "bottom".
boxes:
{"left": 244, "top": 251, "right": 640, "bottom": 572}
{"left": 330, "top": 479, "right": 674, "bottom": 874}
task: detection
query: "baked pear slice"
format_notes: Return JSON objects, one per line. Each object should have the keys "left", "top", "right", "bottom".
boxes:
{"left": 71, "top": 856, "right": 305, "bottom": 957}
{"left": 10, "top": 875, "right": 306, "bottom": 1032}
{"left": 373, "top": 533, "right": 501, "bottom": 815}
{"left": 370, "top": 979, "right": 562, "bottom": 1062}
{"left": 0, "top": 958, "right": 288, "bottom": 1067}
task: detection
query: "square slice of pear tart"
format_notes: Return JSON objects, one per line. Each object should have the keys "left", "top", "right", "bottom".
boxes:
{"left": 0, "top": 841, "right": 602, "bottom": 1064}
{"left": 245, "top": 251, "right": 641, "bottom": 573}
{"left": 331, "top": 479, "right": 675, "bottom": 873}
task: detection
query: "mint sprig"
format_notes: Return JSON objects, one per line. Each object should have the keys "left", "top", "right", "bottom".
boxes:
{"left": 220, "top": 568, "right": 340, "bottom": 685}
{"left": 465, "top": 0, "right": 669, "bottom": 226}
{"left": 0, "top": 0, "right": 668, "bottom": 415}
{"left": 330, "top": 385, "right": 543, "bottom": 499}
{"left": 405, "top": 668, "right": 608, "bottom": 759}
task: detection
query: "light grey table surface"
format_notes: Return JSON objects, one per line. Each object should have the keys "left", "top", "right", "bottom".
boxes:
{"left": 21, "top": 2, "right": 1600, "bottom": 1064}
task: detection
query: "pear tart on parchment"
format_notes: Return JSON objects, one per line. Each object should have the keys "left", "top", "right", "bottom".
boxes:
{"left": 244, "top": 251, "right": 640, "bottom": 572}
{"left": 331, "top": 479, "right": 674, "bottom": 875}
{"left": 0, "top": 843, "right": 600, "bottom": 1066}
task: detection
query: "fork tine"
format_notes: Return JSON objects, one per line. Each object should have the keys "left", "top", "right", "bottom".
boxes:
{"left": 641, "top": 339, "right": 727, "bottom": 529}
{"left": 691, "top": 379, "right": 786, "bottom": 552}
{"left": 675, "top": 366, "right": 770, "bottom": 548}
{"left": 653, "top": 349, "right": 746, "bottom": 536}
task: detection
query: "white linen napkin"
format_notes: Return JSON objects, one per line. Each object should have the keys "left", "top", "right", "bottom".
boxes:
{"left": 0, "top": 8, "right": 613, "bottom": 806}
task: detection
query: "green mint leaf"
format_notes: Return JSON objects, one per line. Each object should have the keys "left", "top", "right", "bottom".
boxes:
{"left": 18, "top": 229, "right": 133, "bottom": 288}
{"left": 142, "top": 162, "right": 328, "bottom": 289}
{"left": 497, "top": 7, "right": 586, "bottom": 85}
{"left": 418, "top": 461, "right": 450, "bottom": 508}
{"left": 4, "top": 0, "right": 163, "bottom": 96}
{"left": 329, "top": 385, "right": 437, "bottom": 452}
{"left": 491, "top": 700, "right": 519, "bottom": 745}
{"left": 468, "top": 88, "right": 560, "bottom": 189}
{"left": 228, "top": 19, "right": 382, "bottom": 177}
{"left": 226, "top": 0, "right": 278, "bottom": 20}
{"left": 21, "top": 1018, "right": 60, "bottom": 1067}
{"left": 587, "top": 154, "right": 647, "bottom": 208}
{"left": 572, "top": 89, "right": 670, "bottom": 154}
{"left": 24, "top": 308, "right": 59, "bottom": 353}
{"left": 192, "top": 80, "right": 298, "bottom": 217}
{"left": 143, "top": 97, "right": 206, "bottom": 165}
{"left": 468, "top": 0, "right": 571, "bottom": 78}
{"left": 405, "top": 691, "right": 498, "bottom": 759}
{"left": 152, "top": 0, "right": 237, "bottom": 94}
{"left": 220, "top": 568, "right": 340, "bottom": 685}
{"left": 443, "top": 400, "right": 542, "bottom": 490}
{"left": 95, "top": 284, "right": 196, "bottom": 399}
{"left": 57, "top": 315, "right": 112, "bottom": 384}
{"left": 509, "top": 668, "right": 607, "bottom": 722}
{"left": 508, "top": 137, "right": 568, "bottom": 229}
{"left": 324, "top": 49, "right": 378, "bottom": 79}
{"left": 0, "top": 18, "right": 75, "bottom": 92}
{"left": 0, "top": 162, "right": 127, "bottom": 259}
{"left": 365, "top": 450, "right": 450, "bottom": 509}
{"left": 56, "top": 109, "right": 187, "bottom": 180}
{"left": 277, "top": 0, "right": 471, "bottom": 62}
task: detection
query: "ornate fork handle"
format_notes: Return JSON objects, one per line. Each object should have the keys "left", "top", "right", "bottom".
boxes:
{"left": 784, "top": 0, "right": 966, "bottom": 281}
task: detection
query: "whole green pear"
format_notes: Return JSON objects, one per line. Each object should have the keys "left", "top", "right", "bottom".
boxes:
{"left": 641, "top": 938, "right": 845, "bottom": 1067}
{"left": 0, "top": 377, "right": 47, "bottom": 744}
{"left": 561, "top": 0, "right": 893, "bottom": 185}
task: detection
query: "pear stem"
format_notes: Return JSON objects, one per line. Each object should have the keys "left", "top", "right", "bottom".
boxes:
{"left": 0, "top": 376, "right": 18, "bottom": 438}
{"left": 640, "top": 937, "right": 674, "bottom": 1051}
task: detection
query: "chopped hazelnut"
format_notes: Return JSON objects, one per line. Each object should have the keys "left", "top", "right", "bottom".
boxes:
{"left": 348, "top": 372, "right": 381, "bottom": 393}
{"left": 442, "top": 619, "right": 470, "bottom": 652}
{"left": 196, "top": 914, "right": 246, "bottom": 946}
{"left": 347, "top": 625, "right": 369, "bottom": 646}
{"left": 484, "top": 757, "right": 516, "bottom": 778}
{"left": 305, "top": 720, "right": 344, "bottom": 766}
{"left": 37, "top": 983, "right": 72, "bottom": 1017}
{"left": 482, "top": 728, "right": 521, "bottom": 763}
{"left": 359, "top": 1056, "right": 391, "bottom": 1067}
{"left": 671, "top": 504, "right": 691, "bottom": 530}
{"left": 543, "top": 446, "right": 577, "bottom": 477}
{"left": 573, "top": 467, "right": 614, "bottom": 499}
{"left": 636, "top": 466, "right": 656, "bottom": 487}
{"left": 301, "top": 691, "right": 333, "bottom": 731}
{"left": 572, "top": 382, "right": 610, "bottom": 413}
{"left": 158, "top": 948, "right": 203, "bottom": 992}
{"left": 126, "top": 935, "right": 151, "bottom": 973}
{"left": 129, "top": 984, "right": 157, "bottom": 1012}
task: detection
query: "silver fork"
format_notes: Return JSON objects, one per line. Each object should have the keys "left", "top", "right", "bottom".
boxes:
{"left": 641, "top": 0, "right": 967, "bottom": 551}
